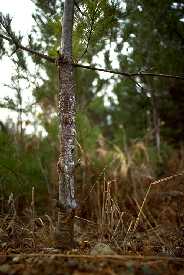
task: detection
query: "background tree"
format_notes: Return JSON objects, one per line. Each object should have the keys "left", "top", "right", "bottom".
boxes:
{"left": 115, "top": 0, "right": 184, "bottom": 149}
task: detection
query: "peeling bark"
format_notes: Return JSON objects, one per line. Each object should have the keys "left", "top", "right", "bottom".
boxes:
{"left": 58, "top": 56, "right": 77, "bottom": 210}
{"left": 55, "top": 0, "right": 77, "bottom": 249}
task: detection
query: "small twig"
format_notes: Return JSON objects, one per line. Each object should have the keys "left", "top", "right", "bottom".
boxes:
{"left": 133, "top": 171, "right": 184, "bottom": 233}
{"left": 9, "top": 46, "right": 20, "bottom": 57}
{"left": 74, "top": 63, "right": 184, "bottom": 80}
{"left": 74, "top": 215, "right": 96, "bottom": 225}
{"left": 134, "top": 198, "right": 164, "bottom": 244}
{"left": 74, "top": 0, "right": 85, "bottom": 16}
{"left": 0, "top": 34, "right": 55, "bottom": 63}
{"left": 79, "top": 5, "right": 98, "bottom": 59}
{"left": 133, "top": 183, "right": 152, "bottom": 232}
{"left": 150, "top": 171, "right": 184, "bottom": 185}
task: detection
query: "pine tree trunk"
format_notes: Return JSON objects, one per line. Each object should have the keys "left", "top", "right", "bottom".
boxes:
{"left": 55, "top": 0, "right": 77, "bottom": 249}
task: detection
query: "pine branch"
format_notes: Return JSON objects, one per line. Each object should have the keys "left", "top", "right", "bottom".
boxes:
{"left": 0, "top": 34, "right": 55, "bottom": 63}
{"left": 1, "top": 33, "right": 184, "bottom": 80}
{"left": 74, "top": 63, "right": 184, "bottom": 80}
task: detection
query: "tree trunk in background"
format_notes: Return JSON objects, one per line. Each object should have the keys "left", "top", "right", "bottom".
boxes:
{"left": 145, "top": 77, "right": 161, "bottom": 158}
{"left": 55, "top": 0, "right": 77, "bottom": 249}
{"left": 150, "top": 89, "right": 161, "bottom": 158}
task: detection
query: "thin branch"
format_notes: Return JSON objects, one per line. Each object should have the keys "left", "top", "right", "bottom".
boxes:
{"left": 79, "top": 20, "right": 94, "bottom": 60}
{"left": 79, "top": 4, "right": 98, "bottom": 59}
{"left": 74, "top": 63, "right": 184, "bottom": 80}
{"left": 1, "top": 33, "right": 184, "bottom": 80}
{"left": 74, "top": 0, "right": 85, "bottom": 16}
{"left": 0, "top": 34, "right": 55, "bottom": 63}
{"left": 133, "top": 170, "right": 184, "bottom": 232}
{"left": 128, "top": 76, "right": 144, "bottom": 90}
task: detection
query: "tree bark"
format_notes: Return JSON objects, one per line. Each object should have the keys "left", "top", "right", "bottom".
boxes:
{"left": 55, "top": 0, "right": 77, "bottom": 249}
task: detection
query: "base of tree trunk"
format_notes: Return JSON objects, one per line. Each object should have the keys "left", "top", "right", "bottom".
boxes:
{"left": 54, "top": 209, "right": 75, "bottom": 249}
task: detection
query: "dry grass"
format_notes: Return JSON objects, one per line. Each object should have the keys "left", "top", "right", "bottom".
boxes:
{"left": 75, "top": 138, "right": 184, "bottom": 256}
{"left": 1, "top": 139, "right": 184, "bottom": 257}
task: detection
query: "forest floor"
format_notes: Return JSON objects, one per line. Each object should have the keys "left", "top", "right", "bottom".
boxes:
{"left": 1, "top": 178, "right": 184, "bottom": 275}
{"left": 0, "top": 215, "right": 184, "bottom": 275}
{"left": 0, "top": 252, "right": 184, "bottom": 275}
